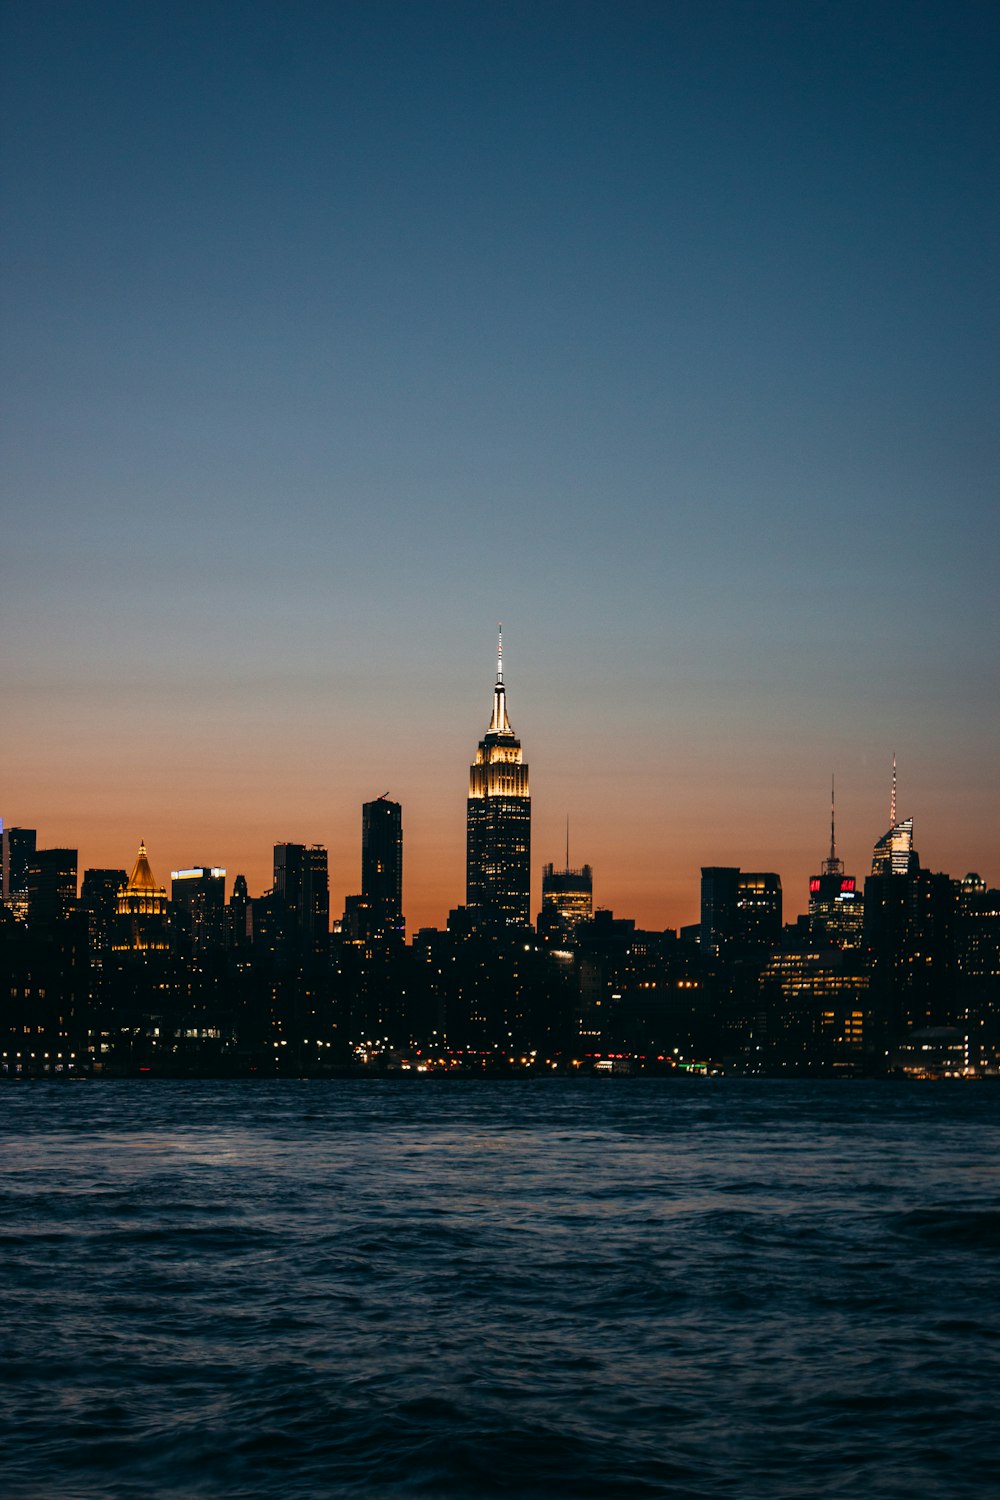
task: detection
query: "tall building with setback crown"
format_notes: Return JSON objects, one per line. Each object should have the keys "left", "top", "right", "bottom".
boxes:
{"left": 871, "top": 757, "right": 919, "bottom": 877}
{"left": 466, "top": 627, "right": 531, "bottom": 931}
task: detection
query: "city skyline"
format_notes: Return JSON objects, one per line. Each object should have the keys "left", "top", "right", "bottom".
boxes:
{"left": 2, "top": 628, "right": 994, "bottom": 935}
{"left": 2, "top": 3, "right": 998, "bottom": 932}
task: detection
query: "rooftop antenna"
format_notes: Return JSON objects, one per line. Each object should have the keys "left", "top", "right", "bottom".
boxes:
{"left": 890, "top": 752, "right": 897, "bottom": 829}
{"left": 566, "top": 815, "right": 570, "bottom": 873}
{"left": 823, "top": 775, "right": 843, "bottom": 875}
{"left": 829, "top": 775, "right": 837, "bottom": 866}
{"left": 488, "top": 623, "right": 511, "bottom": 733}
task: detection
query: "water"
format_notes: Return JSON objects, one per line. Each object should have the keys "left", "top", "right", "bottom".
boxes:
{"left": 1, "top": 1079, "right": 998, "bottom": 1498}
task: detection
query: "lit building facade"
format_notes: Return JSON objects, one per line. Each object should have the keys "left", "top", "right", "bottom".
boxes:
{"left": 871, "top": 817, "right": 918, "bottom": 877}
{"left": 466, "top": 630, "right": 531, "bottom": 931}
{"left": 539, "top": 862, "right": 593, "bottom": 943}
{"left": 871, "top": 760, "right": 918, "bottom": 878}
{"left": 1, "top": 824, "right": 37, "bottom": 921}
{"left": 113, "top": 841, "right": 170, "bottom": 953}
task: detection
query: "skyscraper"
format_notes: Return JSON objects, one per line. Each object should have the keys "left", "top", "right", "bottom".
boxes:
{"left": 170, "top": 867, "right": 227, "bottom": 952}
{"left": 1, "top": 824, "right": 37, "bottom": 920}
{"left": 700, "top": 866, "right": 782, "bottom": 955}
{"left": 808, "top": 778, "right": 863, "bottom": 948}
{"left": 466, "top": 628, "right": 531, "bottom": 931}
{"left": 361, "top": 795, "right": 403, "bottom": 943}
{"left": 871, "top": 757, "right": 919, "bottom": 877}
{"left": 539, "top": 863, "right": 593, "bottom": 943}
{"left": 273, "top": 842, "right": 329, "bottom": 967}
{"left": 26, "top": 848, "right": 78, "bottom": 927}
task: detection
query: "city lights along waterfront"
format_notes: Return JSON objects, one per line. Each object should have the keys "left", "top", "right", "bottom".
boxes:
{"left": 1, "top": 632, "right": 997, "bottom": 1079}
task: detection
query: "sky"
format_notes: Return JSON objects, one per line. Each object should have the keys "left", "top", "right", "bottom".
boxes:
{"left": 2, "top": 0, "right": 998, "bottom": 933}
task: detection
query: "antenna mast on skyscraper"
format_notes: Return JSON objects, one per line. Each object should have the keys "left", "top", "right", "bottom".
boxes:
{"left": 829, "top": 775, "right": 837, "bottom": 867}
{"left": 497, "top": 622, "right": 503, "bottom": 683}
{"left": 566, "top": 815, "right": 570, "bottom": 873}
{"left": 822, "top": 776, "right": 843, "bottom": 876}
{"left": 890, "top": 753, "right": 897, "bottom": 829}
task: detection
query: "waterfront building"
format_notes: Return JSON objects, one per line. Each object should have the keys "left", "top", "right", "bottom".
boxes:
{"left": 80, "top": 868, "right": 128, "bottom": 955}
{"left": 871, "top": 757, "right": 919, "bottom": 877}
{"left": 737, "top": 872, "right": 783, "bottom": 949}
{"left": 701, "top": 867, "right": 781, "bottom": 955}
{"left": 1, "top": 824, "right": 37, "bottom": 920}
{"left": 538, "top": 860, "right": 593, "bottom": 944}
{"left": 466, "top": 628, "right": 531, "bottom": 931}
{"left": 171, "top": 867, "right": 227, "bottom": 952}
{"left": 26, "top": 848, "right": 78, "bottom": 927}
{"left": 700, "top": 867, "right": 739, "bottom": 956}
{"left": 273, "top": 842, "right": 329, "bottom": 967}
{"left": 362, "top": 795, "right": 404, "bottom": 943}
{"left": 227, "top": 874, "right": 252, "bottom": 949}
{"left": 808, "top": 779, "right": 863, "bottom": 948}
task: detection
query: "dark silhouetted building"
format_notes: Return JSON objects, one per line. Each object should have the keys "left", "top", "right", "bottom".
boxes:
{"left": 362, "top": 796, "right": 403, "bottom": 943}
{"left": 227, "top": 874, "right": 252, "bottom": 949}
{"left": 700, "top": 867, "right": 739, "bottom": 957}
{"left": 737, "top": 872, "right": 782, "bottom": 949}
{"left": 273, "top": 842, "right": 329, "bottom": 968}
{"left": 701, "top": 866, "right": 782, "bottom": 956}
{"left": 26, "top": 848, "right": 78, "bottom": 928}
{"left": 81, "top": 868, "right": 128, "bottom": 955}
{"left": 466, "top": 629, "right": 531, "bottom": 931}
{"left": 171, "top": 867, "right": 227, "bottom": 952}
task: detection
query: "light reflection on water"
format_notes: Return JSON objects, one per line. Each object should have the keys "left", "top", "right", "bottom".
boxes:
{"left": 1, "top": 1079, "right": 998, "bottom": 1498}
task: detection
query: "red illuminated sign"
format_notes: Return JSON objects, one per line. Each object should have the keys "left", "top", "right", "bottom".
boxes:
{"left": 840, "top": 878, "right": 856, "bottom": 893}
{"left": 809, "top": 878, "right": 821, "bottom": 893}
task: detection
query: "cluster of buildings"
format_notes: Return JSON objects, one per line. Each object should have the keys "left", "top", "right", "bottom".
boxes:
{"left": 2, "top": 637, "right": 998, "bottom": 1078}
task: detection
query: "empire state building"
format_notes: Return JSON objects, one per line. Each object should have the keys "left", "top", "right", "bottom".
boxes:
{"left": 466, "top": 628, "right": 531, "bottom": 930}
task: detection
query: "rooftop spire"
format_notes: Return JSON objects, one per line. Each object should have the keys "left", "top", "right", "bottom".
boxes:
{"left": 829, "top": 775, "right": 837, "bottom": 865}
{"left": 822, "top": 776, "right": 843, "bottom": 876}
{"left": 488, "top": 623, "right": 511, "bottom": 734}
{"left": 890, "top": 752, "right": 897, "bottom": 829}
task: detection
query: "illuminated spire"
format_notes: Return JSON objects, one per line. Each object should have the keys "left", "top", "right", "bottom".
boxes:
{"left": 126, "top": 839, "right": 159, "bottom": 893}
{"left": 890, "top": 753, "right": 897, "bottom": 829}
{"left": 488, "top": 622, "right": 511, "bottom": 734}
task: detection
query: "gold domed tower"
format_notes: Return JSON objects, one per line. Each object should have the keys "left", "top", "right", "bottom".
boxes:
{"left": 113, "top": 840, "right": 170, "bottom": 953}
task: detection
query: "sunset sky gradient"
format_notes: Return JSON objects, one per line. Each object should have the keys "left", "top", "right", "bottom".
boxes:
{"left": 3, "top": 1, "right": 998, "bottom": 931}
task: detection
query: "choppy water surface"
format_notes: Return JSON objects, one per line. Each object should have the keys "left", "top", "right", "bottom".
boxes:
{"left": 2, "top": 1080, "right": 998, "bottom": 1498}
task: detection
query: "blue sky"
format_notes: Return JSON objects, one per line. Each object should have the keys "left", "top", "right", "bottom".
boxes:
{"left": 2, "top": 0, "right": 998, "bottom": 928}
